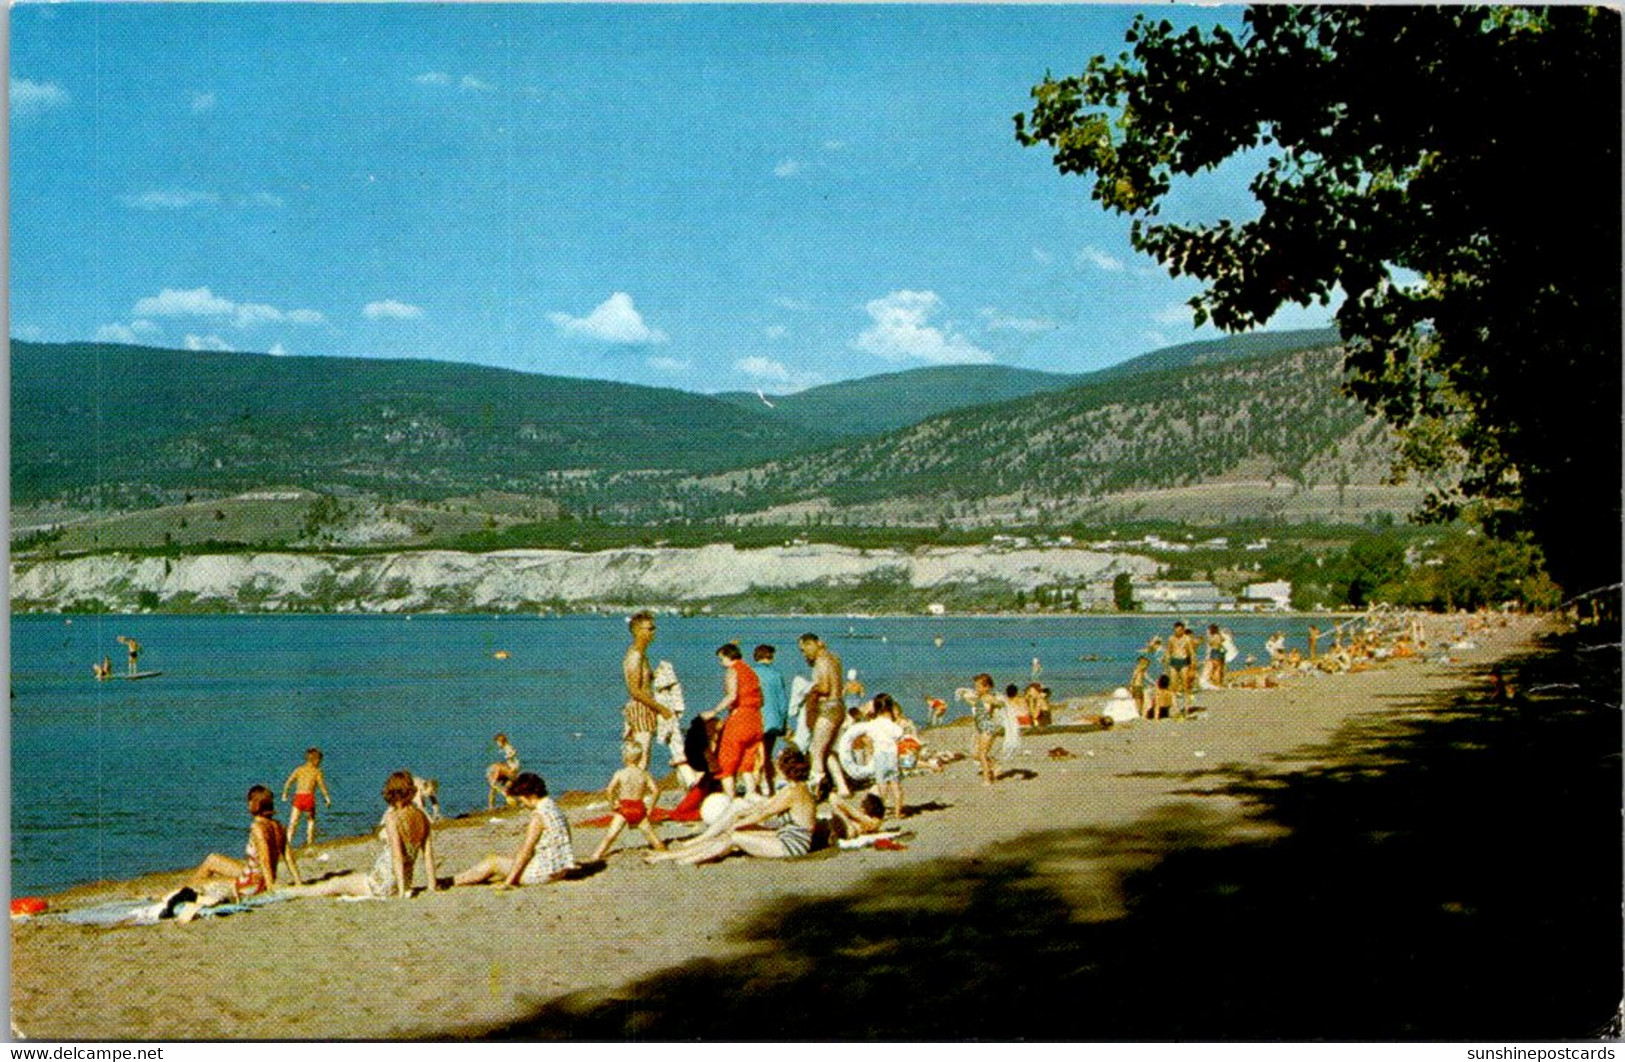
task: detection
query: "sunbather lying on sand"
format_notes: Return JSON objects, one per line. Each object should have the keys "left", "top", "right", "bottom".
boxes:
{"left": 647, "top": 746, "right": 825, "bottom": 865}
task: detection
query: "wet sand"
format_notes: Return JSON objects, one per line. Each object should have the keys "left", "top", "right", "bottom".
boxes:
{"left": 15, "top": 614, "right": 1616, "bottom": 1040}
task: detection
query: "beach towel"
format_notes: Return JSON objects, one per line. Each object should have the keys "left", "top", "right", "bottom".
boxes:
{"left": 836, "top": 829, "right": 905, "bottom": 850}
{"left": 788, "top": 674, "right": 814, "bottom": 751}
{"left": 652, "top": 660, "right": 688, "bottom": 771}
{"left": 55, "top": 890, "right": 292, "bottom": 928}
{"left": 1000, "top": 699, "right": 1023, "bottom": 757}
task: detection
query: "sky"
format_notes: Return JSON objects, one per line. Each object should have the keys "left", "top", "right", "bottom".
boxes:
{"left": 9, "top": 4, "right": 1336, "bottom": 395}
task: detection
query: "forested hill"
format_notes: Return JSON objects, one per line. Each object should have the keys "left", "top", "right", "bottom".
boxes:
{"left": 10, "top": 341, "right": 834, "bottom": 503}
{"left": 1087, "top": 327, "right": 1341, "bottom": 382}
{"left": 664, "top": 340, "right": 1403, "bottom": 523}
{"left": 713, "top": 363, "right": 1081, "bottom": 436}
{"left": 711, "top": 327, "right": 1341, "bottom": 437}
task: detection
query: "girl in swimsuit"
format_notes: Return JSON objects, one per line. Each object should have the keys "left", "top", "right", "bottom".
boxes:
{"left": 646, "top": 746, "right": 824, "bottom": 865}
{"left": 189, "top": 785, "right": 301, "bottom": 899}
{"left": 960, "top": 673, "right": 1001, "bottom": 785}
{"left": 282, "top": 771, "right": 438, "bottom": 900}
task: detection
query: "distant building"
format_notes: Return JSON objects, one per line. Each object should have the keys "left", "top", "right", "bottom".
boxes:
{"left": 1077, "top": 581, "right": 1120, "bottom": 611}
{"left": 1133, "top": 580, "right": 1234, "bottom": 612}
{"left": 1241, "top": 580, "right": 1293, "bottom": 610}
{"left": 926, "top": 602, "right": 947, "bottom": 616}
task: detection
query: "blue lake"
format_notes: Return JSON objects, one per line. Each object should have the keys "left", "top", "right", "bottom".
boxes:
{"left": 10, "top": 612, "right": 1322, "bottom": 893}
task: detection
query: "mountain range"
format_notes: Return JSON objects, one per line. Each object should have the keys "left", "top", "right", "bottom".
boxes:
{"left": 13, "top": 326, "right": 1421, "bottom": 540}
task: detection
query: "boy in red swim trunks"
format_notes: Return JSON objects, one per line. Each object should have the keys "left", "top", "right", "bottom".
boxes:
{"left": 588, "top": 741, "right": 668, "bottom": 862}
{"left": 281, "top": 747, "right": 333, "bottom": 848}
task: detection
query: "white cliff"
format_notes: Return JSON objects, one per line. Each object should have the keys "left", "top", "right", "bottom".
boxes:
{"left": 11, "top": 543, "right": 1159, "bottom": 613}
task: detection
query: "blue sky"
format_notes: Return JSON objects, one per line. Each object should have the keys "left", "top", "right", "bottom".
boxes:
{"left": 10, "top": 4, "right": 1335, "bottom": 394}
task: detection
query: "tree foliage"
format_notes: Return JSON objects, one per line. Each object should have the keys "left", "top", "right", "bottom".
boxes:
{"left": 1017, "top": 5, "right": 1621, "bottom": 598}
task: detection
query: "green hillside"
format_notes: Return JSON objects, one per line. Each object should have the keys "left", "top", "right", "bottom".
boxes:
{"left": 714, "top": 363, "right": 1082, "bottom": 436}
{"left": 12, "top": 329, "right": 1418, "bottom": 541}
{"left": 653, "top": 337, "right": 1408, "bottom": 524}
{"left": 712, "top": 327, "right": 1341, "bottom": 437}
{"left": 11, "top": 341, "right": 833, "bottom": 505}
{"left": 1087, "top": 327, "right": 1342, "bottom": 382}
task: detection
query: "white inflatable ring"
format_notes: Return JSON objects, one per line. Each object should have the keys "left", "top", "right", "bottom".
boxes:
{"left": 835, "top": 723, "right": 876, "bottom": 782}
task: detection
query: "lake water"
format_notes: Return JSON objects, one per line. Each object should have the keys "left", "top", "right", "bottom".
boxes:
{"left": 10, "top": 612, "right": 1321, "bottom": 894}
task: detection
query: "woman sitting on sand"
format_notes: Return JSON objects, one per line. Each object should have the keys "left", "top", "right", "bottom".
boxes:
{"left": 190, "top": 785, "right": 302, "bottom": 898}
{"left": 647, "top": 746, "right": 825, "bottom": 865}
{"left": 454, "top": 772, "right": 579, "bottom": 888}
{"left": 281, "top": 771, "right": 439, "bottom": 900}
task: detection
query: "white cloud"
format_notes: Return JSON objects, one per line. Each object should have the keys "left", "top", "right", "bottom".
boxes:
{"left": 1077, "top": 245, "right": 1126, "bottom": 272}
{"left": 133, "top": 286, "right": 325, "bottom": 328}
{"left": 646, "top": 356, "right": 692, "bottom": 373}
{"left": 184, "top": 334, "right": 235, "bottom": 352}
{"left": 460, "top": 75, "right": 495, "bottom": 92}
{"left": 773, "top": 159, "right": 803, "bottom": 178}
{"left": 979, "top": 309, "right": 1056, "bottom": 335}
{"left": 855, "top": 291, "right": 993, "bottom": 365}
{"left": 414, "top": 72, "right": 452, "bottom": 86}
{"left": 136, "top": 287, "right": 235, "bottom": 317}
{"left": 121, "top": 189, "right": 219, "bottom": 211}
{"left": 269, "top": 343, "right": 290, "bottom": 357}
{"left": 363, "top": 300, "right": 424, "bottom": 321}
{"left": 95, "top": 322, "right": 150, "bottom": 343}
{"left": 763, "top": 325, "right": 789, "bottom": 340}
{"left": 1153, "top": 302, "right": 1199, "bottom": 326}
{"left": 12, "top": 78, "right": 69, "bottom": 118}
{"left": 191, "top": 92, "right": 216, "bottom": 113}
{"left": 735, "top": 356, "right": 822, "bottom": 392}
{"left": 548, "top": 293, "right": 668, "bottom": 345}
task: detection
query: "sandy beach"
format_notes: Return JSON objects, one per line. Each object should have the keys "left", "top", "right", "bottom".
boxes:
{"left": 12, "top": 613, "right": 1620, "bottom": 1041}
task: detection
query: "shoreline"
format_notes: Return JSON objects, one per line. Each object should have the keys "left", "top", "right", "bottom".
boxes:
{"left": 13, "top": 615, "right": 1563, "bottom": 1041}
{"left": 12, "top": 607, "right": 1453, "bottom": 904}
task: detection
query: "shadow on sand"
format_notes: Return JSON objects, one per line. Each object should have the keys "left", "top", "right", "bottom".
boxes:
{"left": 466, "top": 628, "right": 1622, "bottom": 1041}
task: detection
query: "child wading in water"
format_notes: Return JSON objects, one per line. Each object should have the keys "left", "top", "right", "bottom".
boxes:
{"left": 282, "top": 747, "right": 333, "bottom": 848}
{"left": 589, "top": 742, "right": 669, "bottom": 862}
{"left": 486, "top": 733, "right": 521, "bottom": 809}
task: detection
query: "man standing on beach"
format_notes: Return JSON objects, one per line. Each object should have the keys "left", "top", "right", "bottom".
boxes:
{"left": 799, "top": 633, "right": 851, "bottom": 797}
{"left": 1164, "top": 621, "right": 1199, "bottom": 716}
{"left": 623, "top": 611, "right": 673, "bottom": 770}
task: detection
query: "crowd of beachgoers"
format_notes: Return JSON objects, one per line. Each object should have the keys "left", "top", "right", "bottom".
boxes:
{"left": 101, "top": 605, "right": 1524, "bottom": 923}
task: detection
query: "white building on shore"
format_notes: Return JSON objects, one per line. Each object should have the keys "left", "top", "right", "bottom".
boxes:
{"left": 1133, "top": 580, "right": 1234, "bottom": 613}
{"left": 1241, "top": 580, "right": 1294, "bottom": 610}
